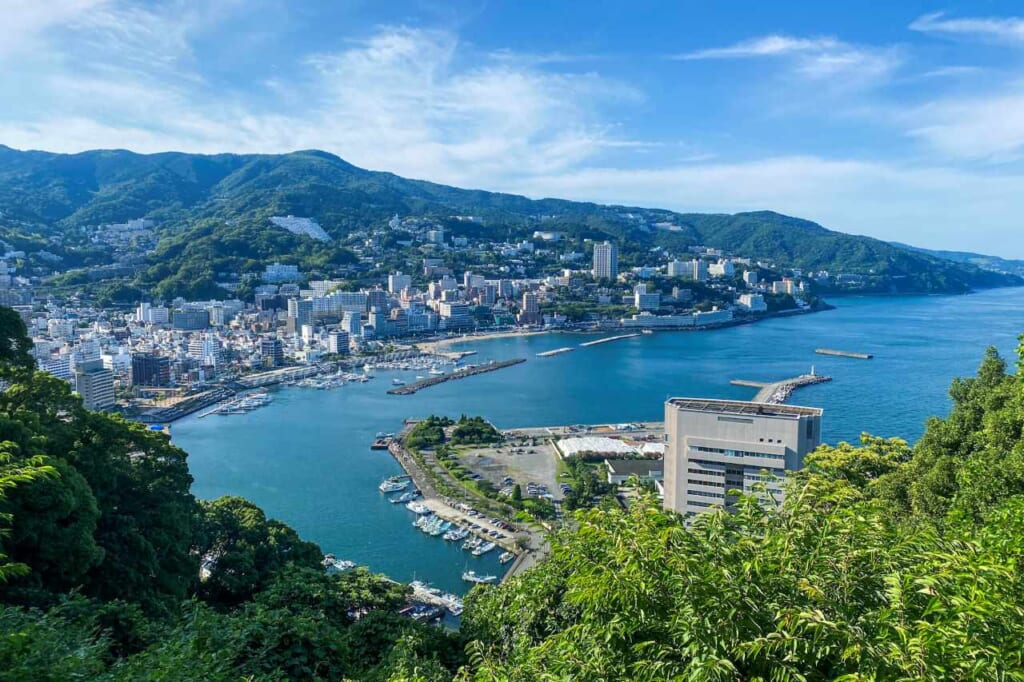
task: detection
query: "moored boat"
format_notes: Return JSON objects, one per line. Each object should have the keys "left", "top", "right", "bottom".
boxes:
{"left": 462, "top": 570, "right": 497, "bottom": 584}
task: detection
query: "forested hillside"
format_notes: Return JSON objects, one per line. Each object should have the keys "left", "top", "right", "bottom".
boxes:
{"left": 0, "top": 146, "right": 1017, "bottom": 296}
{"left": 1, "top": 304, "right": 1023, "bottom": 679}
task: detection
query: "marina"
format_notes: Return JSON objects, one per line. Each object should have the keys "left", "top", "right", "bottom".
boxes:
{"left": 536, "top": 347, "right": 574, "bottom": 357}
{"left": 578, "top": 333, "right": 642, "bottom": 347}
{"left": 197, "top": 391, "right": 272, "bottom": 418}
{"left": 387, "top": 358, "right": 527, "bottom": 395}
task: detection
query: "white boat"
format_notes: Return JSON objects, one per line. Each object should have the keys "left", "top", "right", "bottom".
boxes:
{"left": 406, "top": 501, "right": 431, "bottom": 515}
{"left": 462, "top": 570, "right": 497, "bottom": 584}
{"left": 440, "top": 592, "right": 464, "bottom": 616}
{"left": 472, "top": 541, "right": 497, "bottom": 556}
{"left": 391, "top": 378, "right": 406, "bottom": 386}
{"left": 499, "top": 551, "right": 515, "bottom": 564}
{"left": 379, "top": 477, "right": 409, "bottom": 493}
{"left": 428, "top": 366, "right": 445, "bottom": 376}
{"left": 443, "top": 527, "right": 469, "bottom": 542}
{"left": 462, "top": 537, "right": 482, "bottom": 551}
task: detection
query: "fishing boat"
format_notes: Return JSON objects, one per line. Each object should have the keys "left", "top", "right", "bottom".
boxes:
{"left": 462, "top": 537, "right": 482, "bottom": 551}
{"left": 498, "top": 551, "right": 515, "bottom": 564}
{"left": 440, "top": 593, "right": 464, "bottom": 616}
{"left": 391, "top": 491, "right": 417, "bottom": 504}
{"left": 428, "top": 366, "right": 445, "bottom": 376}
{"left": 462, "top": 570, "right": 497, "bottom": 584}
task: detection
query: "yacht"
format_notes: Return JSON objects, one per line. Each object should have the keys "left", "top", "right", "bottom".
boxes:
{"left": 462, "top": 570, "right": 497, "bottom": 584}
{"left": 440, "top": 593, "right": 464, "bottom": 616}
{"left": 472, "top": 541, "right": 497, "bottom": 556}
{"left": 498, "top": 551, "right": 515, "bottom": 564}
{"left": 405, "top": 501, "right": 431, "bottom": 515}
{"left": 391, "top": 378, "right": 406, "bottom": 386}
{"left": 443, "top": 526, "right": 469, "bottom": 542}
{"left": 379, "top": 477, "right": 409, "bottom": 493}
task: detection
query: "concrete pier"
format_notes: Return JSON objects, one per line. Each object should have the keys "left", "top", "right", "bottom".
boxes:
{"left": 746, "top": 374, "right": 832, "bottom": 404}
{"left": 387, "top": 358, "right": 526, "bottom": 395}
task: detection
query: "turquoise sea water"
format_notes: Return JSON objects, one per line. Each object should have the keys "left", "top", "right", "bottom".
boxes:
{"left": 172, "top": 288, "right": 1023, "bottom": 593}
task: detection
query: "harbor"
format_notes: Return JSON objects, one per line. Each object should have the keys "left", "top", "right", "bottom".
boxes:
{"left": 197, "top": 391, "right": 273, "bottom": 418}
{"left": 387, "top": 358, "right": 526, "bottom": 394}
{"left": 172, "top": 289, "right": 1024, "bottom": 599}
{"left": 578, "top": 333, "right": 642, "bottom": 347}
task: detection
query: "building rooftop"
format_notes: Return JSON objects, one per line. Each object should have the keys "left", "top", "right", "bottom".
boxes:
{"left": 667, "top": 397, "right": 823, "bottom": 418}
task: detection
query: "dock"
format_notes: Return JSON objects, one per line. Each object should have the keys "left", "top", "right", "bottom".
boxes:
{"left": 733, "top": 373, "right": 832, "bottom": 404}
{"left": 536, "top": 347, "right": 574, "bottom": 357}
{"left": 579, "top": 333, "right": 641, "bottom": 348}
{"left": 387, "top": 358, "right": 526, "bottom": 395}
{"left": 816, "top": 348, "right": 873, "bottom": 359}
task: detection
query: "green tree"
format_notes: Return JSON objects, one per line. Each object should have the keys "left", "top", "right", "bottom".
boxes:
{"left": 193, "top": 496, "right": 323, "bottom": 607}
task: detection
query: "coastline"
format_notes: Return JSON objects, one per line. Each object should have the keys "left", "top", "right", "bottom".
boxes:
{"left": 416, "top": 304, "right": 832, "bottom": 354}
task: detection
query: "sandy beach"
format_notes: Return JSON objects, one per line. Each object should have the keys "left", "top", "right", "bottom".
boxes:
{"left": 416, "top": 328, "right": 556, "bottom": 355}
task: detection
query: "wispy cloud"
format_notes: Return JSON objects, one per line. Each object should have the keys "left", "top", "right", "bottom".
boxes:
{"left": 674, "top": 34, "right": 901, "bottom": 87}
{"left": 0, "top": 15, "right": 645, "bottom": 188}
{"left": 905, "top": 89, "right": 1024, "bottom": 162}
{"left": 910, "top": 12, "right": 1024, "bottom": 44}
{"left": 675, "top": 35, "right": 840, "bottom": 60}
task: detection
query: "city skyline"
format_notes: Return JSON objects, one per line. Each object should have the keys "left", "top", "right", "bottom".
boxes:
{"left": 4, "top": 1, "right": 1024, "bottom": 255}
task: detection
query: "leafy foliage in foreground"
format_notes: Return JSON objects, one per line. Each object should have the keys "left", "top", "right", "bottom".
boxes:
{"left": 464, "top": 338, "right": 1024, "bottom": 680}
{"left": 0, "top": 307, "right": 465, "bottom": 680}
{"left": 2, "top": 301, "right": 1024, "bottom": 679}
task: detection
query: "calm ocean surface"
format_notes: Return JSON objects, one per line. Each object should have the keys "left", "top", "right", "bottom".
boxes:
{"left": 173, "top": 288, "right": 1023, "bottom": 593}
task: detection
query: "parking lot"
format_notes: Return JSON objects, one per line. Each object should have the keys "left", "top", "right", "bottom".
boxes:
{"left": 453, "top": 436, "right": 563, "bottom": 502}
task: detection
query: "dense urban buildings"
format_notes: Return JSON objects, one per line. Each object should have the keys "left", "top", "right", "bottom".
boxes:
{"left": 662, "top": 398, "right": 823, "bottom": 516}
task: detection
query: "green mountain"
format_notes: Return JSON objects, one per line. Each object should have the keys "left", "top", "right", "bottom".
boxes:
{"left": 891, "top": 241, "right": 1024, "bottom": 278}
{"left": 0, "top": 145, "right": 1018, "bottom": 296}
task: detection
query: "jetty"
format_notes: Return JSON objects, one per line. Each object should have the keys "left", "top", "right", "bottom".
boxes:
{"left": 387, "top": 358, "right": 526, "bottom": 395}
{"left": 579, "top": 333, "right": 641, "bottom": 348}
{"left": 731, "top": 372, "right": 832, "bottom": 404}
{"left": 536, "top": 347, "right": 574, "bottom": 357}
{"left": 816, "top": 348, "right": 873, "bottom": 360}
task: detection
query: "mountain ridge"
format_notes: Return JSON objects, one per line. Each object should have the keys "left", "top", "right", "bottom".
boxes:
{"left": 0, "top": 145, "right": 1019, "bottom": 296}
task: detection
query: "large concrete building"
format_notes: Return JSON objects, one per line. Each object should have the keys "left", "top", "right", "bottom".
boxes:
{"left": 592, "top": 241, "right": 619, "bottom": 280}
{"left": 74, "top": 359, "right": 116, "bottom": 411}
{"left": 663, "top": 398, "right": 823, "bottom": 516}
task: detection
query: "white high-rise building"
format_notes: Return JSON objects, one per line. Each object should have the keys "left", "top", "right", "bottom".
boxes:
{"left": 592, "top": 241, "right": 619, "bottom": 280}
{"left": 633, "top": 283, "right": 660, "bottom": 311}
{"left": 663, "top": 398, "right": 822, "bottom": 516}
{"left": 388, "top": 272, "right": 412, "bottom": 294}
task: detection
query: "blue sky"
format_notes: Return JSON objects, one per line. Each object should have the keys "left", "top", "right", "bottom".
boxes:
{"left": 5, "top": 1, "right": 1024, "bottom": 256}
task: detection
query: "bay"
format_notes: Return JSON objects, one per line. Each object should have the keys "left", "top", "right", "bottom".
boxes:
{"left": 172, "top": 287, "right": 1024, "bottom": 593}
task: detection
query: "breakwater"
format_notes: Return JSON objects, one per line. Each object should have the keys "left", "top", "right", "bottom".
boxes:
{"left": 579, "top": 333, "right": 641, "bottom": 348}
{"left": 752, "top": 374, "right": 832, "bottom": 404}
{"left": 387, "top": 358, "right": 526, "bottom": 395}
{"left": 536, "top": 347, "right": 574, "bottom": 357}
{"left": 816, "top": 348, "right": 873, "bottom": 359}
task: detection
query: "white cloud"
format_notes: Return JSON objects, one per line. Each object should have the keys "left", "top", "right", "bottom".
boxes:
{"left": 906, "top": 90, "right": 1024, "bottom": 162}
{"left": 677, "top": 35, "right": 841, "bottom": 59}
{"left": 910, "top": 12, "right": 1024, "bottom": 44}
{"left": 675, "top": 34, "right": 901, "bottom": 87}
